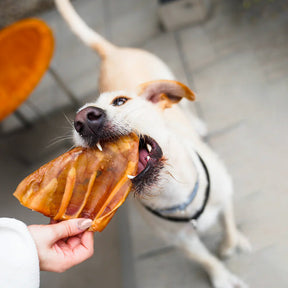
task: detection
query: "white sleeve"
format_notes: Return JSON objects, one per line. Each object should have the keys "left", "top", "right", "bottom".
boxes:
{"left": 0, "top": 218, "right": 40, "bottom": 288}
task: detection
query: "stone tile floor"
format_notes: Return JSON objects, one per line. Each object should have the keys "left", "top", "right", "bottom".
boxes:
{"left": 0, "top": 0, "right": 287, "bottom": 287}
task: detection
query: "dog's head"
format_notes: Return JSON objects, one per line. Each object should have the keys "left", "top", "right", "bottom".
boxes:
{"left": 73, "top": 80, "right": 195, "bottom": 196}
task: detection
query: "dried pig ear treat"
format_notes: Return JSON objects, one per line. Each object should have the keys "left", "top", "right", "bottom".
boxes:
{"left": 14, "top": 134, "right": 139, "bottom": 232}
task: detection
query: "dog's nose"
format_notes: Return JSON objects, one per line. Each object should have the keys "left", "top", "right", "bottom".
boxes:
{"left": 74, "top": 106, "right": 105, "bottom": 135}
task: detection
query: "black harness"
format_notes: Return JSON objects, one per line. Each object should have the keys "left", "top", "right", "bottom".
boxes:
{"left": 143, "top": 153, "right": 210, "bottom": 224}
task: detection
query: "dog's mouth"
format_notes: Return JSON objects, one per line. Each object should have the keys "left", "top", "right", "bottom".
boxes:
{"left": 74, "top": 111, "right": 164, "bottom": 193}
{"left": 84, "top": 133, "right": 164, "bottom": 193}
{"left": 130, "top": 135, "right": 164, "bottom": 194}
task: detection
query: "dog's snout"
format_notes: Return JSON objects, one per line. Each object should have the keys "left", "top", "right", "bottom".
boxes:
{"left": 74, "top": 106, "right": 105, "bottom": 135}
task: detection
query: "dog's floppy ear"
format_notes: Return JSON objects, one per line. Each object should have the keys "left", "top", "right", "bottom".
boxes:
{"left": 137, "top": 80, "right": 195, "bottom": 109}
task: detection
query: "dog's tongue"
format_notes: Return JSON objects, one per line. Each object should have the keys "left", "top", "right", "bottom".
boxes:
{"left": 138, "top": 148, "right": 149, "bottom": 174}
{"left": 13, "top": 134, "right": 139, "bottom": 232}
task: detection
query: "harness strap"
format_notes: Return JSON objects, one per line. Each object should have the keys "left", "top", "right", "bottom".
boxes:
{"left": 143, "top": 153, "right": 210, "bottom": 223}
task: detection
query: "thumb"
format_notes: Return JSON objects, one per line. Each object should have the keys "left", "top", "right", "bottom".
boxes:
{"left": 48, "top": 218, "right": 92, "bottom": 242}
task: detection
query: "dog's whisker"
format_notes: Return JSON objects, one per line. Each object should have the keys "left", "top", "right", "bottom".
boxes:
{"left": 133, "top": 181, "right": 162, "bottom": 198}
{"left": 49, "top": 134, "right": 73, "bottom": 141}
{"left": 46, "top": 135, "right": 74, "bottom": 149}
{"left": 62, "top": 144, "right": 76, "bottom": 154}
{"left": 48, "top": 133, "right": 73, "bottom": 142}
{"left": 63, "top": 113, "right": 74, "bottom": 129}
{"left": 165, "top": 169, "right": 184, "bottom": 184}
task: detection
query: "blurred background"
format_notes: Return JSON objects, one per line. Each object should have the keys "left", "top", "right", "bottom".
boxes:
{"left": 0, "top": 0, "right": 287, "bottom": 287}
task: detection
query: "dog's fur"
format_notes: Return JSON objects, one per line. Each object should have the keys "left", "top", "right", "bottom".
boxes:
{"left": 55, "top": 1, "right": 251, "bottom": 287}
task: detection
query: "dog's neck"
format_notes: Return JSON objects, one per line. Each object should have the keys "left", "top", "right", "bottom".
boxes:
{"left": 141, "top": 151, "right": 210, "bottom": 224}
{"left": 138, "top": 144, "right": 208, "bottom": 218}
{"left": 137, "top": 104, "right": 209, "bottom": 217}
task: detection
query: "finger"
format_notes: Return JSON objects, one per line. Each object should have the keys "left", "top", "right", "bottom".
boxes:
{"left": 80, "top": 231, "right": 94, "bottom": 250}
{"left": 51, "top": 232, "right": 94, "bottom": 271}
{"left": 55, "top": 239, "right": 68, "bottom": 251}
{"left": 67, "top": 235, "right": 82, "bottom": 250}
{"left": 66, "top": 231, "right": 93, "bottom": 253}
{"left": 73, "top": 231, "right": 94, "bottom": 261}
{"left": 49, "top": 218, "right": 92, "bottom": 243}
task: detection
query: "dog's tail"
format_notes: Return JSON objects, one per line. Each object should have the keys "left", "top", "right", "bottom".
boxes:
{"left": 54, "top": 0, "right": 115, "bottom": 58}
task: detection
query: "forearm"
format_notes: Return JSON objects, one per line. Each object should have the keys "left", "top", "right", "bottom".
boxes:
{"left": 0, "top": 218, "right": 40, "bottom": 288}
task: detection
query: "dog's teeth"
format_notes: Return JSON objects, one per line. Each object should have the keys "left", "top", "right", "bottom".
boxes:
{"left": 147, "top": 144, "right": 152, "bottom": 153}
{"left": 147, "top": 155, "right": 151, "bottom": 161}
{"left": 127, "top": 175, "right": 136, "bottom": 179}
{"left": 96, "top": 142, "right": 103, "bottom": 151}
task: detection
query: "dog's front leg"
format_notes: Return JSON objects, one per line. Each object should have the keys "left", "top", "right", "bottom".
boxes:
{"left": 219, "top": 200, "right": 252, "bottom": 259}
{"left": 179, "top": 235, "right": 248, "bottom": 288}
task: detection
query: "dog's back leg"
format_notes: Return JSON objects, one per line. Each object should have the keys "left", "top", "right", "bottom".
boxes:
{"left": 179, "top": 236, "right": 248, "bottom": 288}
{"left": 219, "top": 200, "right": 252, "bottom": 259}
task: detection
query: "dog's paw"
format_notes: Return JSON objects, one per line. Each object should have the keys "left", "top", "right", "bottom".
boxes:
{"left": 220, "top": 231, "right": 252, "bottom": 259}
{"left": 211, "top": 269, "right": 248, "bottom": 288}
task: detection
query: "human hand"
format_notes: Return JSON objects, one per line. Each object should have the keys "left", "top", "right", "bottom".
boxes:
{"left": 28, "top": 218, "right": 94, "bottom": 272}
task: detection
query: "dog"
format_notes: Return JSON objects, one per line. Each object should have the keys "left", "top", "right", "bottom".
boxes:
{"left": 55, "top": 1, "right": 252, "bottom": 287}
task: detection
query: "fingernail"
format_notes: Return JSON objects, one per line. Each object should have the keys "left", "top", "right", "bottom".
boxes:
{"left": 77, "top": 219, "right": 92, "bottom": 230}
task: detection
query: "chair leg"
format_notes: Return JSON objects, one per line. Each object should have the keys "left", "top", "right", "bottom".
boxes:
{"left": 48, "top": 67, "right": 80, "bottom": 108}
{"left": 14, "top": 110, "right": 32, "bottom": 128}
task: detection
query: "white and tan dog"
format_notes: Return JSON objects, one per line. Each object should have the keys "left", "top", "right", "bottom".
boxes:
{"left": 55, "top": 1, "right": 251, "bottom": 287}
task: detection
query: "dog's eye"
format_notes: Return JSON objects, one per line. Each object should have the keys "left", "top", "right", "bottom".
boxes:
{"left": 112, "top": 97, "right": 129, "bottom": 107}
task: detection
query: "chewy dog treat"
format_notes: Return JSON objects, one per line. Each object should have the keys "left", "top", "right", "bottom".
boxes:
{"left": 14, "top": 134, "right": 139, "bottom": 232}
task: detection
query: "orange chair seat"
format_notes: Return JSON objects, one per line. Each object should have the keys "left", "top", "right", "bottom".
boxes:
{"left": 0, "top": 18, "right": 54, "bottom": 121}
